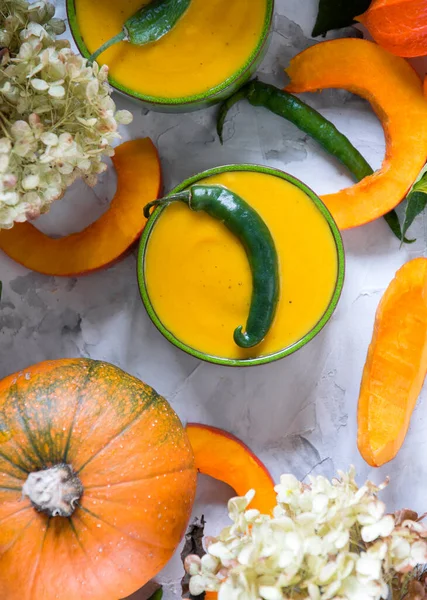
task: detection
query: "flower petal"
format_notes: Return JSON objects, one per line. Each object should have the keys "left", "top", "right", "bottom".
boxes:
{"left": 48, "top": 85, "right": 65, "bottom": 98}
{"left": 31, "top": 78, "right": 49, "bottom": 91}
{"left": 362, "top": 516, "right": 395, "bottom": 543}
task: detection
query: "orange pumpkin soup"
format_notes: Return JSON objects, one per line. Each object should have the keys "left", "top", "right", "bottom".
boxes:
{"left": 144, "top": 170, "right": 340, "bottom": 360}
{"left": 73, "top": 0, "right": 270, "bottom": 100}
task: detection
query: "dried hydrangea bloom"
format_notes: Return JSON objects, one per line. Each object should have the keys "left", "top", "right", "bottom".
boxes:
{"left": 187, "top": 469, "right": 427, "bottom": 600}
{"left": 0, "top": 0, "right": 133, "bottom": 229}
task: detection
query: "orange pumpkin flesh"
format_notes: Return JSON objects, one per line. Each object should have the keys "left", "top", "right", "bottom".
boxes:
{"left": 357, "top": 0, "right": 427, "bottom": 58}
{"left": 285, "top": 39, "right": 427, "bottom": 230}
{"left": 186, "top": 423, "right": 276, "bottom": 514}
{"left": 0, "top": 138, "right": 162, "bottom": 276}
{"left": 357, "top": 258, "right": 427, "bottom": 467}
{"left": 0, "top": 359, "right": 196, "bottom": 600}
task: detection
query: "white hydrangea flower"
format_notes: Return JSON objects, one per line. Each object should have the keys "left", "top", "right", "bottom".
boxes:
{"left": 0, "top": 0, "right": 133, "bottom": 229}
{"left": 187, "top": 469, "right": 427, "bottom": 600}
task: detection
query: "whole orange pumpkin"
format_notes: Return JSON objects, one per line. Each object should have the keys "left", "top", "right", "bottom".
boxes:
{"left": 0, "top": 359, "right": 196, "bottom": 600}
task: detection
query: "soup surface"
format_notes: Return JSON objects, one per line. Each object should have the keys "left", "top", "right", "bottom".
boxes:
{"left": 144, "top": 171, "right": 339, "bottom": 360}
{"left": 74, "top": 0, "right": 269, "bottom": 99}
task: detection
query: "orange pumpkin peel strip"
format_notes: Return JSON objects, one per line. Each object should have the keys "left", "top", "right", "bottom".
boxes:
{"left": 285, "top": 39, "right": 427, "bottom": 230}
{"left": 0, "top": 138, "right": 162, "bottom": 276}
{"left": 186, "top": 423, "right": 276, "bottom": 515}
{"left": 357, "top": 258, "right": 427, "bottom": 467}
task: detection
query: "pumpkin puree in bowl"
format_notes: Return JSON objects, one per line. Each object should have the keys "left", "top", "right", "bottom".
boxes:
{"left": 144, "top": 170, "right": 340, "bottom": 361}
{"left": 73, "top": 0, "right": 269, "bottom": 101}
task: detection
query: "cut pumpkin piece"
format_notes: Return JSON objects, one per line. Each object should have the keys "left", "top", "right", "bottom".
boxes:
{"left": 356, "top": 0, "right": 427, "bottom": 58}
{"left": 285, "top": 39, "right": 427, "bottom": 229}
{"left": 186, "top": 423, "right": 276, "bottom": 514}
{"left": 0, "top": 138, "right": 162, "bottom": 276}
{"left": 357, "top": 258, "right": 427, "bottom": 467}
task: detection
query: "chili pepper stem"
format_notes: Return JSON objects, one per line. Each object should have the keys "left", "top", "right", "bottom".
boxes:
{"left": 88, "top": 31, "right": 127, "bottom": 64}
{"left": 217, "top": 82, "right": 253, "bottom": 144}
{"left": 144, "top": 192, "right": 191, "bottom": 219}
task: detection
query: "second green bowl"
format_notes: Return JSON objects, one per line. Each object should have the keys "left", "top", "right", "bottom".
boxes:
{"left": 66, "top": 0, "right": 274, "bottom": 113}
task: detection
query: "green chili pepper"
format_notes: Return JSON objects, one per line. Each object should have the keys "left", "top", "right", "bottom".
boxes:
{"left": 218, "top": 80, "right": 372, "bottom": 181}
{"left": 144, "top": 184, "right": 280, "bottom": 349}
{"left": 89, "top": 0, "right": 191, "bottom": 63}
{"left": 217, "top": 80, "right": 408, "bottom": 242}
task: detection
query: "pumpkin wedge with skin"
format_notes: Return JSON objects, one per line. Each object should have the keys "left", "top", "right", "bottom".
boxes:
{"left": 186, "top": 423, "right": 276, "bottom": 514}
{"left": 0, "top": 138, "right": 161, "bottom": 276}
{"left": 357, "top": 258, "right": 427, "bottom": 467}
{"left": 286, "top": 39, "right": 427, "bottom": 230}
{"left": 0, "top": 358, "right": 196, "bottom": 600}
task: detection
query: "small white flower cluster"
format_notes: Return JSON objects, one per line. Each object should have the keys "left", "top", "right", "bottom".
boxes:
{"left": 187, "top": 469, "right": 427, "bottom": 600}
{"left": 0, "top": 0, "right": 132, "bottom": 229}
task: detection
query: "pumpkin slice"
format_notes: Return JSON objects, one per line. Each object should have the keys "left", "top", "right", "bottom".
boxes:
{"left": 0, "top": 138, "right": 161, "bottom": 276}
{"left": 357, "top": 258, "right": 427, "bottom": 467}
{"left": 186, "top": 423, "right": 276, "bottom": 514}
{"left": 285, "top": 39, "right": 427, "bottom": 229}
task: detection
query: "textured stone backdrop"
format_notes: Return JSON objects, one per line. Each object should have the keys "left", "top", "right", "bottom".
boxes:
{"left": 1, "top": 1, "right": 427, "bottom": 598}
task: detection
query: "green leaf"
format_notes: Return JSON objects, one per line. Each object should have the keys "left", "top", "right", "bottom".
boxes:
{"left": 383, "top": 210, "right": 415, "bottom": 245}
{"left": 410, "top": 163, "right": 427, "bottom": 194}
{"left": 402, "top": 191, "right": 427, "bottom": 239}
{"left": 383, "top": 210, "right": 406, "bottom": 242}
{"left": 384, "top": 165, "right": 427, "bottom": 244}
{"left": 312, "top": 0, "right": 371, "bottom": 37}
{"left": 401, "top": 172, "right": 427, "bottom": 240}
{"left": 148, "top": 588, "right": 163, "bottom": 600}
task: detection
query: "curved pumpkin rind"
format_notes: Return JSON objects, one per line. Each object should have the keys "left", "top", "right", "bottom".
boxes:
{"left": 285, "top": 39, "right": 427, "bottom": 230}
{"left": 357, "top": 0, "right": 427, "bottom": 58}
{"left": 186, "top": 423, "right": 276, "bottom": 515}
{"left": 0, "top": 359, "right": 196, "bottom": 600}
{"left": 357, "top": 258, "right": 427, "bottom": 467}
{"left": 0, "top": 138, "right": 162, "bottom": 276}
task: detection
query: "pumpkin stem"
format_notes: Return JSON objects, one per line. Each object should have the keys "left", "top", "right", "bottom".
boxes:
{"left": 22, "top": 464, "right": 83, "bottom": 517}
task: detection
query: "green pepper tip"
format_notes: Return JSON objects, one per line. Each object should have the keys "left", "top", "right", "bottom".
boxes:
{"left": 234, "top": 325, "right": 261, "bottom": 349}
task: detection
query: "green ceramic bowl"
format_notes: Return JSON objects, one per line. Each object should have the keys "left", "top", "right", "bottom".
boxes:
{"left": 137, "top": 165, "right": 345, "bottom": 367}
{"left": 66, "top": 0, "right": 274, "bottom": 113}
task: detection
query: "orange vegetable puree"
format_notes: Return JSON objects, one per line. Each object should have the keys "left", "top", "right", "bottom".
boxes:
{"left": 74, "top": 0, "right": 268, "bottom": 99}
{"left": 145, "top": 171, "right": 339, "bottom": 360}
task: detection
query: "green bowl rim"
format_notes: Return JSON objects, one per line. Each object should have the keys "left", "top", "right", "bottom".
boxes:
{"left": 137, "top": 164, "right": 346, "bottom": 367}
{"left": 66, "top": 0, "right": 274, "bottom": 107}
